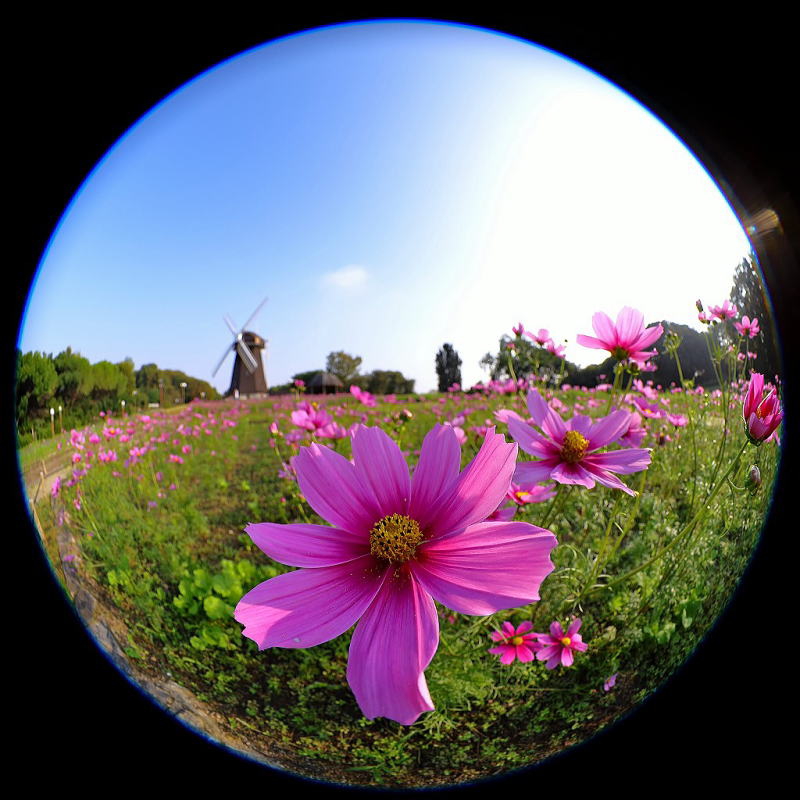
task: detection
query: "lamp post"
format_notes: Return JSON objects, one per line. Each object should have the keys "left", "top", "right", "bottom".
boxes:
{"left": 58, "top": 405, "right": 63, "bottom": 434}
{"left": 50, "top": 407, "right": 55, "bottom": 437}
{"left": 121, "top": 399, "right": 126, "bottom": 416}
{"left": 180, "top": 381, "right": 187, "bottom": 404}
{"left": 158, "top": 379, "right": 164, "bottom": 407}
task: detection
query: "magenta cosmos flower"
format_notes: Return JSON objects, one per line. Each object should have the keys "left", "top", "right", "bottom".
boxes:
{"left": 488, "top": 620, "right": 540, "bottom": 664}
{"left": 506, "top": 390, "right": 651, "bottom": 496}
{"left": 743, "top": 372, "right": 783, "bottom": 444}
{"left": 535, "top": 618, "right": 588, "bottom": 669}
{"left": 235, "top": 424, "right": 557, "bottom": 725}
{"left": 734, "top": 315, "right": 760, "bottom": 338}
{"left": 576, "top": 307, "right": 663, "bottom": 364}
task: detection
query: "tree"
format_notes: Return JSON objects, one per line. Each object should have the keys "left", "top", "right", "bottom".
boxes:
{"left": 365, "top": 369, "right": 415, "bottom": 394}
{"left": 326, "top": 351, "right": 362, "bottom": 384}
{"left": 53, "top": 347, "right": 94, "bottom": 405}
{"left": 136, "top": 363, "right": 160, "bottom": 390}
{"left": 435, "top": 344, "right": 462, "bottom": 392}
{"left": 16, "top": 350, "right": 58, "bottom": 426}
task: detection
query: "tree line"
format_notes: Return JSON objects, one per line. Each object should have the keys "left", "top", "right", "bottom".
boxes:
{"left": 15, "top": 347, "right": 219, "bottom": 444}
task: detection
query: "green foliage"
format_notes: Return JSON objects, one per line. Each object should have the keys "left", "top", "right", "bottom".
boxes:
{"left": 325, "top": 350, "right": 362, "bottom": 384}
{"left": 16, "top": 349, "right": 58, "bottom": 425}
{"left": 435, "top": 343, "right": 462, "bottom": 391}
{"left": 32, "top": 375, "right": 776, "bottom": 789}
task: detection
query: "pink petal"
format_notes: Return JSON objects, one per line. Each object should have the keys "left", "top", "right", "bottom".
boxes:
{"left": 566, "top": 618, "right": 583, "bottom": 636}
{"left": 235, "top": 555, "right": 388, "bottom": 649}
{"left": 409, "top": 424, "right": 461, "bottom": 528}
{"left": 575, "top": 333, "right": 610, "bottom": 351}
{"left": 245, "top": 522, "right": 368, "bottom": 567}
{"left": 412, "top": 521, "right": 557, "bottom": 615}
{"left": 631, "top": 323, "right": 663, "bottom": 351}
{"left": 616, "top": 306, "right": 644, "bottom": 346}
{"left": 586, "top": 410, "right": 633, "bottom": 449}
{"left": 526, "top": 389, "right": 567, "bottom": 442}
{"left": 501, "top": 620, "right": 516, "bottom": 636}
{"left": 516, "top": 620, "right": 534, "bottom": 634}
{"left": 584, "top": 448, "right": 651, "bottom": 475}
{"left": 507, "top": 416, "right": 558, "bottom": 458}
{"left": 425, "top": 428, "right": 518, "bottom": 537}
{"left": 351, "top": 425, "right": 411, "bottom": 517}
{"left": 561, "top": 646, "right": 575, "bottom": 667}
{"left": 537, "top": 644, "right": 560, "bottom": 662}
{"left": 516, "top": 644, "right": 535, "bottom": 663}
{"left": 513, "top": 458, "right": 560, "bottom": 484}
{"left": 347, "top": 569, "right": 438, "bottom": 725}
{"left": 550, "top": 461, "right": 598, "bottom": 489}
{"left": 293, "top": 443, "right": 379, "bottom": 534}
{"left": 549, "top": 620, "right": 565, "bottom": 639}
{"left": 591, "top": 311, "right": 617, "bottom": 346}
{"left": 578, "top": 462, "right": 637, "bottom": 495}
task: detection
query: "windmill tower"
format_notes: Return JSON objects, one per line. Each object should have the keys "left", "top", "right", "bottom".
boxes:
{"left": 212, "top": 297, "right": 269, "bottom": 398}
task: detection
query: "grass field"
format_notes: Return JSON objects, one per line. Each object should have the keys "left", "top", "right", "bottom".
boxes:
{"left": 28, "top": 374, "right": 779, "bottom": 788}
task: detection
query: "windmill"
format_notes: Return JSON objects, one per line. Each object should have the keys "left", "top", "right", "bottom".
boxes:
{"left": 212, "top": 297, "right": 269, "bottom": 398}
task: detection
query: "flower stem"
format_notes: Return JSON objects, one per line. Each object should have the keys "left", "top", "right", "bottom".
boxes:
{"left": 588, "top": 438, "right": 749, "bottom": 596}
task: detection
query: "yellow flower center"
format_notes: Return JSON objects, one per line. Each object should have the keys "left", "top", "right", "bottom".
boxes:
{"left": 369, "top": 514, "right": 423, "bottom": 564}
{"left": 560, "top": 636, "right": 572, "bottom": 647}
{"left": 560, "top": 430, "right": 589, "bottom": 463}
{"left": 511, "top": 635, "right": 524, "bottom": 646}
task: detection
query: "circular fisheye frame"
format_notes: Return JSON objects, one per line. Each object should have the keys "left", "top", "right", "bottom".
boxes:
{"left": 16, "top": 18, "right": 791, "bottom": 791}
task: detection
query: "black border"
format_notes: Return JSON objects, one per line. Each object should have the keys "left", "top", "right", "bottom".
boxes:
{"left": 11, "top": 13, "right": 797, "bottom": 794}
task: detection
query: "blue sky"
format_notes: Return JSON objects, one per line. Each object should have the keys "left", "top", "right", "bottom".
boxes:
{"left": 19, "top": 20, "right": 752, "bottom": 393}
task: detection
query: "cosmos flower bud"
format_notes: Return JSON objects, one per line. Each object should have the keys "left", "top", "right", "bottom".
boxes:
{"left": 747, "top": 465, "right": 762, "bottom": 491}
{"left": 695, "top": 299, "right": 704, "bottom": 313}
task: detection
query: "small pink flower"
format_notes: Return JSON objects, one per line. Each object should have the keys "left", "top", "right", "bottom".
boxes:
{"left": 709, "top": 299, "right": 738, "bottom": 321}
{"left": 525, "top": 328, "right": 552, "bottom": 347}
{"left": 576, "top": 307, "right": 663, "bottom": 364}
{"left": 506, "top": 390, "right": 651, "bottom": 496}
{"left": 168, "top": 454, "right": 184, "bottom": 464}
{"left": 512, "top": 322, "right": 526, "bottom": 337}
{"left": 350, "top": 385, "right": 377, "bottom": 407}
{"left": 488, "top": 621, "right": 540, "bottom": 664}
{"left": 734, "top": 315, "right": 760, "bottom": 338}
{"left": 534, "top": 618, "right": 588, "bottom": 669}
{"left": 743, "top": 372, "right": 783, "bottom": 444}
{"left": 603, "top": 673, "right": 618, "bottom": 692}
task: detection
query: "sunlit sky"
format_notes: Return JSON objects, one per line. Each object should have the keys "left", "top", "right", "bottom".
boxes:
{"left": 18, "top": 20, "right": 752, "bottom": 393}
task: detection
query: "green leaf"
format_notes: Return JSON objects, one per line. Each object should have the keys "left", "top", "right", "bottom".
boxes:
{"left": 204, "top": 595, "right": 233, "bottom": 620}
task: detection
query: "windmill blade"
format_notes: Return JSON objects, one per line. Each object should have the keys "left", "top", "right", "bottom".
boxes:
{"left": 240, "top": 296, "right": 268, "bottom": 333}
{"left": 223, "top": 314, "right": 238, "bottom": 336}
{"left": 212, "top": 343, "right": 234, "bottom": 377}
{"left": 237, "top": 340, "right": 259, "bottom": 374}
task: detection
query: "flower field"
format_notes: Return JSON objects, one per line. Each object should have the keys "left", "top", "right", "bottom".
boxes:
{"left": 29, "top": 312, "right": 781, "bottom": 789}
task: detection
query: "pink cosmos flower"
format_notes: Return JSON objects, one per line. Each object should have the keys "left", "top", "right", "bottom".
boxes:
{"left": 734, "top": 315, "right": 760, "bottom": 338}
{"left": 350, "top": 385, "right": 377, "bottom": 407}
{"left": 743, "top": 372, "right": 783, "bottom": 444}
{"left": 235, "top": 424, "right": 557, "bottom": 725}
{"left": 603, "top": 673, "right": 618, "bottom": 692}
{"left": 512, "top": 322, "right": 526, "bottom": 337}
{"left": 534, "top": 618, "right": 588, "bottom": 669}
{"left": 488, "top": 621, "right": 540, "bottom": 664}
{"left": 525, "top": 328, "right": 552, "bottom": 347}
{"left": 576, "top": 307, "right": 664, "bottom": 364}
{"left": 505, "top": 390, "right": 651, "bottom": 496}
{"left": 546, "top": 340, "right": 566, "bottom": 358}
{"left": 709, "top": 299, "right": 738, "bottom": 321}
{"left": 507, "top": 481, "right": 557, "bottom": 506}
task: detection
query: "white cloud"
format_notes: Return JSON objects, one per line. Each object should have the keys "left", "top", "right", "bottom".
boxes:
{"left": 322, "top": 264, "right": 368, "bottom": 290}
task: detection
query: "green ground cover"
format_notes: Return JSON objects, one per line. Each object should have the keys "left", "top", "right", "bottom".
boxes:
{"left": 32, "top": 382, "right": 778, "bottom": 789}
